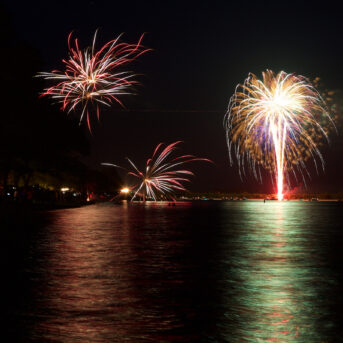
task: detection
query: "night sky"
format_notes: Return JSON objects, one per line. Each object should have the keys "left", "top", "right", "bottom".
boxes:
{"left": 2, "top": 0, "right": 343, "bottom": 193}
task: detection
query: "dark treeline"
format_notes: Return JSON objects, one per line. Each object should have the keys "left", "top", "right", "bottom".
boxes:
{"left": 0, "top": 6, "right": 120, "bottom": 206}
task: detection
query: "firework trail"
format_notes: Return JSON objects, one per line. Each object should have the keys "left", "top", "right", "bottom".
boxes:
{"left": 102, "top": 141, "right": 211, "bottom": 201}
{"left": 224, "top": 70, "right": 334, "bottom": 200}
{"left": 37, "top": 31, "right": 150, "bottom": 131}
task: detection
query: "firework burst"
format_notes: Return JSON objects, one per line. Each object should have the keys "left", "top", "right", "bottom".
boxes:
{"left": 102, "top": 141, "right": 211, "bottom": 201}
{"left": 224, "top": 70, "right": 334, "bottom": 200}
{"left": 37, "top": 31, "right": 150, "bottom": 131}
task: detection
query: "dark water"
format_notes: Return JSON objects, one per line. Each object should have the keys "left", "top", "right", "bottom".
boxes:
{"left": 3, "top": 201, "right": 343, "bottom": 342}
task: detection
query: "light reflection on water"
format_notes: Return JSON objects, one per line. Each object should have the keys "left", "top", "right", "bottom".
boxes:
{"left": 15, "top": 201, "right": 343, "bottom": 342}
{"left": 221, "top": 201, "right": 338, "bottom": 342}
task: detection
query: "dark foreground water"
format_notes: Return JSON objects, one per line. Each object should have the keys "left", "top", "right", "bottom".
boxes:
{"left": 3, "top": 201, "right": 343, "bottom": 342}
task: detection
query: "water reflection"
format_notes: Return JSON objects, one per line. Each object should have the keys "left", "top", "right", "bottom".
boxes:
{"left": 222, "top": 201, "right": 337, "bottom": 342}
{"left": 13, "top": 201, "right": 342, "bottom": 342}
{"left": 28, "top": 202, "right": 201, "bottom": 342}
{"left": 31, "top": 204, "right": 137, "bottom": 341}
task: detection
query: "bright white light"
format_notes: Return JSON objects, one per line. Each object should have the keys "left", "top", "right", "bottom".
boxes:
{"left": 120, "top": 188, "right": 129, "bottom": 194}
{"left": 61, "top": 187, "right": 70, "bottom": 192}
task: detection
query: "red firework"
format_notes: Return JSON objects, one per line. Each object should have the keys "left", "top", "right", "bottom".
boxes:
{"left": 102, "top": 141, "right": 212, "bottom": 201}
{"left": 38, "top": 31, "right": 150, "bottom": 131}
